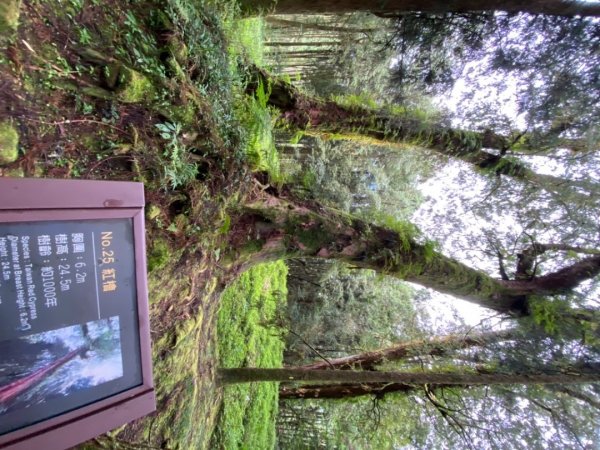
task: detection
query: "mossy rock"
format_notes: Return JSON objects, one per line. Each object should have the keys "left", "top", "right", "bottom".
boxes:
{"left": 160, "top": 102, "right": 198, "bottom": 127}
{"left": 105, "top": 62, "right": 122, "bottom": 89}
{"left": 117, "top": 67, "right": 155, "bottom": 103}
{"left": 166, "top": 57, "right": 186, "bottom": 82}
{"left": 77, "top": 48, "right": 113, "bottom": 64}
{"left": 0, "top": 0, "right": 21, "bottom": 39}
{"left": 0, "top": 122, "right": 19, "bottom": 165}
{"left": 33, "top": 163, "right": 45, "bottom": 177}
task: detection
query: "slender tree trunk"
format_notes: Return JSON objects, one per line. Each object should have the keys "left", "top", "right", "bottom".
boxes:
{"left": 299, "top": 330, "right": 515, "bottom": 371}
{"left": 265, "top": 41, "right": 340, "bottom": 47}
{"left": 266, "top": 17, "right": 378, "bottom": 33}
{"left": 240, "top": 0, "right": 600, "bottom": 17}
{"left": 218, "top": 367, "right": 600, "bottom": 385}
{"left": 282, "top": 376, "right": 600, "bottom": 401}
{"left": 280, "top": 382, "right": 423, "bottom": 399}
{"left": 278, "top": 50, "right": 337, "bottom": 56}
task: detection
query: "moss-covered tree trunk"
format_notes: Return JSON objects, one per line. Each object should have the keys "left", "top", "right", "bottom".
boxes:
{"left": 247, "top": 66, "right": 598, "bottom": 204}
{"left": 229, "top": 194, "right": 600, "bottom": 321}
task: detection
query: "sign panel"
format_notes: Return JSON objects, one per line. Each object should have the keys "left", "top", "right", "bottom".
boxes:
{"left": 0, "top": 219, "right": 142, "bottom": 435}
{"left": 0, "top": 178, "right": 154, "bottom": 450}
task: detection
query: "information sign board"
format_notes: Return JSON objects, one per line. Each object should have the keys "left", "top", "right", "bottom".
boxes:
{"left": 0, "top": 178, "right": 154, "bottom": 450}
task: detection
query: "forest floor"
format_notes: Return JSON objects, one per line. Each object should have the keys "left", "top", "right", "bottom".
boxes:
{"left": 0, "top": 0, "right": 277, "bottom": 448}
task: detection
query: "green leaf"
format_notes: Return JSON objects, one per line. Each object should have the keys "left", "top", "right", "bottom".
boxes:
{"left": 219, "top": 214, "right": 231, "bottom": 234}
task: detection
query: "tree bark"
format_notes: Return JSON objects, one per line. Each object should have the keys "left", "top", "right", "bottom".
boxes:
{"left": 299, "top": 330, "right": 515, "bottom": 371}
{"left": 240, "top": 0, "right": 600, "bottom": 17}
{"left": 232, "top": 194, "right": 600, "bottom": 318}
{"left": 505, "top": 255, "right": 600, "bottom": 295}
{"left": 280, "top": 382, "right": 422, "bottom": 399}
{"left": 247, "top": 66, "right": 598, "bottom": 204}
{"left": 218, "top": 367, "right": 600, "bottom": 385}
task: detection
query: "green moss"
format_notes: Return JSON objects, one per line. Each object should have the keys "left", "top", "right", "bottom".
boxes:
{"left": 1, "top": 166, "right": 24, "bottom": 177}
{"left": 0, "top": 121, "right": 19, "bottom": 165}
{"left": 33, "top": 163, "right": 45, "bottom": 177}
{"left": 80, "top": 134, "right": 101, "bottom": 152}
{"left": 166, "top": 57, "right": 187, "bottom": 82}
{"left": 117, "top": 67, "right": 155, "bottom": 103}
{"left": 330, "top": 93, "right": 378, "bottom": 110}
{"left": 105, "top": 63, "right": 122, "bottom": 89}
{"left": 296, "top": 226, "right": 330, "bottom": 250}
{"left": 373, "top": 212, "right": 420, "bottom": 252}
{"left": 241, "top": 239, "right": 265, "bottom": 256}
{"left": 0, "top": 0, "right": 20, "bottom": 38}
{"left": 146, "top": 204, "right": 161, "bottom": 221}
{"left": 147, "top": 238, "right": 170, "bottom": 272}
{"left": 161, "top": 102, "right": 198, "bottom": 127}
{"left": 213, "top": 262, "right": 287, "bottom": 450}
{"left": 139, "top": 260, "right": 218, "bottom": 448}
{"left": 167, "top": 37, "right": 189, "bottom": 66}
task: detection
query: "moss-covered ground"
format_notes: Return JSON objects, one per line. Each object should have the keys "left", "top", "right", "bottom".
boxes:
{"left": 212, "top": 262, "right": 288, "bottom": 450}
{"left": 0, "top": 0, "right": 285, "bottom": 449}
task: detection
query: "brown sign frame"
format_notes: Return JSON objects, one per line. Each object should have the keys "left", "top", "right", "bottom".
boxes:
{"left": 0, "top": 178, "right": 155, "bottom": 450}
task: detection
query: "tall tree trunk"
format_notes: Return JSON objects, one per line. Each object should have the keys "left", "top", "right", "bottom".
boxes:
{"left": 247, "top": 66, "right": 598, "bottom": 204}
{"left": 240, "top": 0, "right": 600, "bottom": 17}
{"left": 218, "top": 366, "right": 600, "bottom": 385}
{"left": 231, "top": 194, "right": 600, "bottom": 318}
{"left": 281, "top": 379, "right": 600, "bottom": 401}
{"left": 280, "top": 382, "right": 423, "bottom": 399}
{"left": 265, "top": 41, "right": 339, "bottom": 47}
{"left": 299, "top": 330, "right": 515, "bottom": 371}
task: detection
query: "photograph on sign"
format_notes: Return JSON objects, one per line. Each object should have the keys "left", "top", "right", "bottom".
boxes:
{"left": 0, "top": 316, "right": 123, "bottom": 414}
{"left": 0, "top": 218, "right": 143, "bottom": 436}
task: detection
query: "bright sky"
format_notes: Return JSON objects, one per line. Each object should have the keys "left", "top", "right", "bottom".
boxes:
{"left": 436, "top": 61, "right": 528, "bottom": 131}
{"left": 412, "top": 164, "right": 512, "bottom": 330}
{"left": 411, "top": 53, "right": 543, "bottom": 329}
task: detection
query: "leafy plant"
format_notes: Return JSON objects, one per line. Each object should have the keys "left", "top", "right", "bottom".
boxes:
{"left": 155, "top": 122, "right": 198, "bottom": 189}
{"left": 331, "top": 93, "right": 379, "bottom": 110}
{"left": 78, "top": 27, "right": 92, "bottom": 45}
{"left": 239, "top": 80, "right": 283, "bottom": 182}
